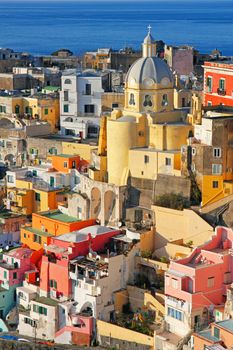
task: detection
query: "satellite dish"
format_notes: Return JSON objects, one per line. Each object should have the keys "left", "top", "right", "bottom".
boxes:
{"left": 118, "top": 221, "right": 123, "bottom": 228}
{"left": 5, "top": 245, "right": 9, "bottom": 251}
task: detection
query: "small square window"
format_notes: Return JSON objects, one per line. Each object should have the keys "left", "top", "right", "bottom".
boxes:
{"left": 144, "top": 155, "right": 149, "bottom": 164}
{"left": 165, "top": 157, "right": 171, "bottom": 166}
{"left": 35, "top": 193, "right": 41, "bottom": 202}
{"left": 64, "top": 162, "right": 68, "bottom": 168}
{"left": 44, "top": 108, "right": 48, "bottom": 115}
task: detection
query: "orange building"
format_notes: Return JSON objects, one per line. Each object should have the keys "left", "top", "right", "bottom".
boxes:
{"left": 193, "top": 319, "right": 233, "bottom": 350}
{"left": 51, "top": 154, "right": 80, "bottom": 173}
{"left": 21, "top": 209, "right": 96, "bottom": 250}
{"left": 203, "top": 61, "right": 233, "bottom": 106}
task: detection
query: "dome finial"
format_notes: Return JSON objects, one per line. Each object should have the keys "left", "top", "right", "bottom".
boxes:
{"left": 148, "top": 24, "right": 152, "bottom": 34}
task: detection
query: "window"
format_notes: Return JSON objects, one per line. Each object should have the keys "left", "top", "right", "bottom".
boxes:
{"left": 129, "top": 93, "right": 135, "bottom": 106}
{"left": 88, "top": 126, "right": 98, "bottom": 135}
{"left": 32, "top": 170, "right": 37, "bottom": 177}
{"left": 219, "top": 78, "right": 225, "bottom": 91}
{"left": 168, "top": 307, "right": 183, "bottom": 321}
{"left": 207, "top": 277, "right": 215, "bottom": 288}
{"left": 13, "top": 272, "right": 17, "bottom": 280}
{"left": 214, "top": 327, "right": 220, "bottom": 339}
{"left": 192, "top": 148, "right": 196, "bottom": 156}
{"left": 15, "top": 105, "right": 20, "bottom": 114}
{"left": 48, "top": 147, "right": 57, "bottom": 155}
{"left": 35, "top": 193, "right": 41, "bottom": 202}
{"left": 162, "top": 94, "right": 168, "bottom": 106}
{"left": 64, "top": 90, "right": 69, "bottom": 101}
{"left": 64, "top": 79, "right": 71, "bottom": 84}
{"left": 24, "top": 317, "right": 35, "bottom": 327}
{"left": 206, "top": 76, "right": 212, "bottom": 92}
{"left": 44, "top": 108, "right": 48, "bottom": 115}
{"left": 165, "top": 157, "right": 172, "bottom": 166}
{"left": 33, "top": 304, "right": 47, "bottom": 316}
{"left": 212, "top": 164, "right": 222, "bottom": 175}
{"left": 63, "top": 104, "right": 69, "bottom": 113}
{"left": 112, "top": 103, "right": 119, "bottom": 108}
{"left": 30, "top": 148, "right": 38, "bottom": 155}
{"left": 191, "top": 163, "right": 196, "bottom": 172}
{"left": 72, "top": 161, "right": 76, "bottom": 168}
{"left": 33, "top": 234, "right": 42, "bottom": 244}
{"left": 171, "top": 278, "right": 178, "bottom": 289}
{"left": 213, "top": 148, "right": 221, "bottom": 158}
{"left": 0, "top": 105, "right": 6, "bottom": 113}
{"left": 85, "top": 84, "right": 91, "bottom": 95}
{"left": 224, "top": 272, "right": 231, "bottom": 284}
{"left": 143, "top": 95, "right": 153, "bottom": 107}
{"left": 144, "top": 155, "right": 149, "bottom": 164}
{"left": 64, "top": 161, "right": 68, "bottom": 168}
{"left": 207, "top": 101, "right": 212, "bottom": 106}
{"left": 49, "top": 279, "right": 57, "bottom": 289}
{"left": 84, "top": 104, "right": 95, "bottom": 113}
{"left": 3, "top": 271, "right": 7, "bottom": 279}
{"left": 7, "top": 175, "right": 14, "bottom": 183}
{"left": 212, "top": 181, "right": 219, "bottom": 189}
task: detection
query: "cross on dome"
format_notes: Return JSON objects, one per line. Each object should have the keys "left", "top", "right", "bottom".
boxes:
{"left": 148, "top": 25, "right": 152, "bottom": 34}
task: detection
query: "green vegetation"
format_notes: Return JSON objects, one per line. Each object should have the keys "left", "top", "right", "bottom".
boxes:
{"left": 155, "top": 193, "right": 190, "bottom": 210}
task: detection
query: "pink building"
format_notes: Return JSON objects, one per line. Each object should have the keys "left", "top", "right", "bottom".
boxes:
{"left": 0, "top": 247, "right": 42, "bottom": 318}
{"left": 40, "top": 225, "right": 121, "bottom": 299}
{"left": 164, "top": 226, "right": 233, "bottom": 338}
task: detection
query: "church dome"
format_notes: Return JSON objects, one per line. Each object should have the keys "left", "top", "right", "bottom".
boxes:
{"left": 125, "top": 56, "right": 173, "bottom": 87}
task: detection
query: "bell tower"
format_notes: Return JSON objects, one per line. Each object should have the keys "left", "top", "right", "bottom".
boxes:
{"left": 142, "top": 25, "right": 157, "bottom": 58}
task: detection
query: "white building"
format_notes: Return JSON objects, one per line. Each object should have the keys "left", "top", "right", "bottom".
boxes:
{"left": 60, "top": 69, "right": 111, "bottom": 139}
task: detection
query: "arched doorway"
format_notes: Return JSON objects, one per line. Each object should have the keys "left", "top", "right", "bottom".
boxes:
{"left": 90, "top": 187, "right": 101, "bottom": 219}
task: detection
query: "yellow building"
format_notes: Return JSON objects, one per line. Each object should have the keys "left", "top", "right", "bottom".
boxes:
{"left": 7, "top": 178, "right": 65, "bottom": 215}
{"left": 24, "top": 93, "right": 60, "bottom": 131}
{"left": 104, "top": 29, "right": 193, "bottom": 186}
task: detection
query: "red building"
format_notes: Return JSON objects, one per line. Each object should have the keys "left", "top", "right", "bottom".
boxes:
{"left": 203, "top": 61, "right": 233, "bottom": 106}
{"left": 40, "top": 225, "right": 121, "bottom": 298}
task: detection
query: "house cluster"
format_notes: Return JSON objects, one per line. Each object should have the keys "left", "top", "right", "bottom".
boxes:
{"left": 0, "top": 29, "right": 233, "bottom": 349}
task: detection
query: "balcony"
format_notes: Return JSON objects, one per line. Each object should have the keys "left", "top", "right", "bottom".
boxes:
{"left": 217, "top": 88, "right": 226, "bottom": 96}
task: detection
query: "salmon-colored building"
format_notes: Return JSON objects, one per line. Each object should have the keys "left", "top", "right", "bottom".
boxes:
{"left": 203, "top": 61, "right": 233, "bottom": 106}
{"left": 21, "top": 209, "right": 96, "bottom": 250}
{"left": 164, "top": 226, "right": 233, "bottom": 339}
{"left": 39, "top": 225, "right": 121, "bottom": 299}
{"left": 193, "top": 318, "right": 233, "bottom": 350}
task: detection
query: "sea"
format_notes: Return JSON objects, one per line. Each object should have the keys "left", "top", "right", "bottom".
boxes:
{"left": 0, "top": 0, "right": 233, "bottom": 56}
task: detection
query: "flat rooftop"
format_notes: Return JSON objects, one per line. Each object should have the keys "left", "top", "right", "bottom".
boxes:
{"left": 216, "top": 319, "right": 233, "bottom": 333}
{"left": 34, "top": 296, "right": 58, "bottom": 307}
{"left": 0, "top": 210, "right": 25, "bottom": 221}
{"left": 40, "top": 210, "right": 79, "bottom": 223}
{"left": 24, "top": 226, "right": 52, "bottom": 238}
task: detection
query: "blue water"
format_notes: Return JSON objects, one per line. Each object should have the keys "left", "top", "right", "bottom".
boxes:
{"left": 0, "top": 0, "right": 233, "bottom": 56}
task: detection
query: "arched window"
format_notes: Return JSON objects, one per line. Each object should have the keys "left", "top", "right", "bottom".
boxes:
{"left": 162, "top": 94, "right": 168, "bottom": 106}
{"left": 64, "top": 79, "right": 72, "bottom": 84}
{"left": 129, "top": 93, "right": 135, "bottom": 106}
{"left": 143, "top": 95, "right": 152, "bottom": 107}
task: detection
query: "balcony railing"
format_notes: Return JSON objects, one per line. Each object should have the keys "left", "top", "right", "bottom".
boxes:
{"left": 217, "top": 88, "right": 226, "bottom": 96}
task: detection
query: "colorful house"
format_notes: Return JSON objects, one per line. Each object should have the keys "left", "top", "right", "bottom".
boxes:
{"left": 0, "top": 210, "right": 27, "bottom": 248}
{"left": 21, "top": 210, "right": 96, "bottom": 250}
{"left": 203, "top": 61, "right": 233, "bottom": 107}
{"left": 0, "top": 247, "right": 42, "bottom": 319}
{"left": 39, "top": 225, "right": 121, "bottom": 299}
{"left": 163, "top": 226, "right": 233, "bottom": 342}
{"left": 193, "top": 319, "right": 233, "bottom": 350}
